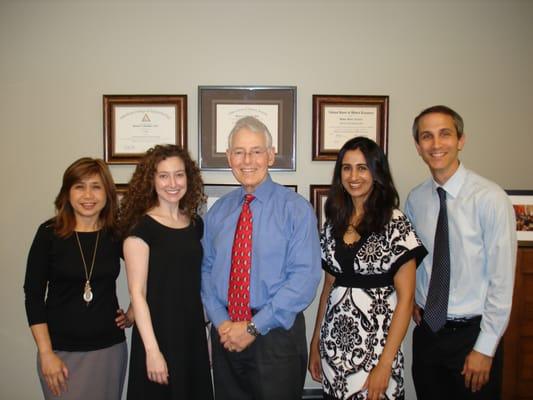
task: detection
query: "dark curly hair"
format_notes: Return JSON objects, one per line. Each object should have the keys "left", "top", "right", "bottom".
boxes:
{"left": 325, "top": 137, "right": 399, "bottom": 238}
{"left": 54, "top": 157, "right": 118, "bottom": 238}
{"left": 118, "top": 145, "right": 206, "bottom": 237}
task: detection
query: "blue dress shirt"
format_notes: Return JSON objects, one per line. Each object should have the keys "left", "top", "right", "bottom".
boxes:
{"left": 405, "top": 163, "right": 517, "bottom": 356}
{"left": 201, "top": 175, "right": 322, "bottom": 335}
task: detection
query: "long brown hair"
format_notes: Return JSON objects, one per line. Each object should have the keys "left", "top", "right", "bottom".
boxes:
{"left": 118, "top": 145, "right": 206, "bottom": 237}
{"left": 54, "top": 157, "right": 118, "bottom": 238}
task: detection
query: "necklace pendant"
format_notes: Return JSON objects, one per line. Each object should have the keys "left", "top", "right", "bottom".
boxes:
{"left": 83, "top": 280, "right": 93, "bottom": 304}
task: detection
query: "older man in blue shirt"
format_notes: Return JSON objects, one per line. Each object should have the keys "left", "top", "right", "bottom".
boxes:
{"left": 201, "top": 116, "right": 321, "bottom": 400}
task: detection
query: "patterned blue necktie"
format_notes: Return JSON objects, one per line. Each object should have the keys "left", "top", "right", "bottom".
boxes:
{"left": 424, "top": 187, "right": 450, "bottom": 332}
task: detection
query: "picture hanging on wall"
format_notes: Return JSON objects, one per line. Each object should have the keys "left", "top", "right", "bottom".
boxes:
{"left": 312, "top": 95, "right": 389, "bottom": 161}
{"left": 103, "top": 94, "right": 187, "bottom": 164}
{"left": 506, "top": 190, "right": 533, "bottom": 243}
{"left": 310, "top": 184, "right": 330, "bottom": 229}
{"left": 198, "top": 86, "right": 296, "bottom": 170}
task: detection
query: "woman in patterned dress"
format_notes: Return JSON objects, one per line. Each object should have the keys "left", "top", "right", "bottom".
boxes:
{"left": 309, "top": 137, "right": 427, "bottom": 400}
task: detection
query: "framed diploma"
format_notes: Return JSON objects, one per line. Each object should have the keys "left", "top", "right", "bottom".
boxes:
{"left": 103, "top": 95, "right": 187, "bottom": 164}
{"left": 506, "top": 190, "right": 533, "bottom": 244}
{"left": 198, "top": 86, "right": 296, "bottom": 170}
{"left": 312, "top": 95, "right": 389, "bottom": 161}
{"left": 310, "top": 184, "right": 330, "bottom": 229}
{"left": 201, "top": 183, "right": 297, "bottom": 215}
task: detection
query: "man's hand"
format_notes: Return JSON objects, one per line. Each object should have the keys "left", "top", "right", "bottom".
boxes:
{"left": 219, "top": 321, "right": 256, "bottom": 352}
{"left": 461, "top": 350, "right": 493, "bottom": 392}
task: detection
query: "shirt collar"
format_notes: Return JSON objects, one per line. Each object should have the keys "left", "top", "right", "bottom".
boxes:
{"left": 432, "top": 162, "right": 466, "bottom": 199}
{"left": 237, "top": 174, "right": 274, "bottom": 204}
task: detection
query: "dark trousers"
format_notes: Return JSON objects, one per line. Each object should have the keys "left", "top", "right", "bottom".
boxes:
{"left": 412, "top": 318, "right": 503, "bottom": 400}
{"left": 211, "top": 312, "right": 307, "bottom": 400}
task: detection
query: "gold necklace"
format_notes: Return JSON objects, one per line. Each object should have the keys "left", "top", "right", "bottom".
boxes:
{"left": 75, "top": 231, "right": 100, "bottom": 305}
{"left": 346, "top": 223, "right": 357, "bottom": 233}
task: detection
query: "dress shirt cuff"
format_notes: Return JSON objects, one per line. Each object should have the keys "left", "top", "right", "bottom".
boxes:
{"left": 253, "top": 306, "right": 298, "bottom": 336}
{"left": 209, "top": 307, "right": 231, "bottom": 329}
{"left": 473, "top": 331, "right": 500, "bottom": 357}
{"left": 252, "top": 309, "right": 274, "bottom": 335}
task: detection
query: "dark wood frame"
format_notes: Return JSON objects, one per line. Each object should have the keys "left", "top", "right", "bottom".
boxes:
{"left": 115, "top": 183, "right": 128, "bottom": 195}
{"left": 310, "top": 184, "right": 330, "bottom": 228}
{"left": 103, "top": 94, "right": 187, "bottom": 164}
{"left": 312, "top": 95, "right": 389, "bottom": 161}
{"left": 506, "top": 189, "right": 533, "bottom": 244}
{"left": 198, "top": 86, "right": 296, "bottom": 170}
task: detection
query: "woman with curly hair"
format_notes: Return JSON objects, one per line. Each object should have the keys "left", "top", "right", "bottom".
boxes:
{"left": 308, "top": 137, "right": 427, "bottom": 400}
{"left": 24, "top": 157, "right": 132, "bottom": 400}
{"left": 120, "top": 144, "right": 213, "bottom": 400}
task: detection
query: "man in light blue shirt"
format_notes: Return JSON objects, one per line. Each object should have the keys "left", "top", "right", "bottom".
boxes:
{"left": 201, "top": 116, "right": 321, "bottom": 400}
{"left": 405, "top": 105, "right": 517, "bottom": 399}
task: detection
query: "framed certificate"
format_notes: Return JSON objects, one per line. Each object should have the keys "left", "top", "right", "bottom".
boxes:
{"left": 506, "top": 190, "right": 533, "bottom": 244}
{"left": 310, "top": 184, "right": 330, "bottom": 229}
{"left": 312, "top": 95, "right": 389, "bottom": 161}
{"left": 198, "top": 86, "right": 296, "bottom": 170}
{"left": 103, "top": 95, "right": 187, "bottom": 164}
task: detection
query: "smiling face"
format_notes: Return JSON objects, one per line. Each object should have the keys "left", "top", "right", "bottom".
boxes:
{"left": 415, "top": 112, "right": 465, "bottom": 184}
{"left": 226, "top": 128, "right": 275, "bottom": 193}
{"left": 69, "top": 174, "right": 107, "bottom": 225}
{"left": 341, "top": 148, "right": 374, "bottom": 206}
{"left": 154, "top": 156, "right": 187, "bottom": 206}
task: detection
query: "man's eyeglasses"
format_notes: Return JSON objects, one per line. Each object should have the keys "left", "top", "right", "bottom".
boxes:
{"left": 229, "top": 148, "right": 268, "bottom": 160}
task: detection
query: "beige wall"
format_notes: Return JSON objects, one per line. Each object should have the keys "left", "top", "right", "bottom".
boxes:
{"left": 1, "top": 0, "right": 532, "bottom": 398}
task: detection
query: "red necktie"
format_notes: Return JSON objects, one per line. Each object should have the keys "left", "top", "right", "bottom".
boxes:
{"left": 228, "top": 194, "right": 255, "bottom": 321}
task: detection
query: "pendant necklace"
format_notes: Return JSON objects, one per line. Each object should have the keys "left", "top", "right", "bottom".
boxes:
{"left": 75, "top": 230, "right": 100, "bottom": 305}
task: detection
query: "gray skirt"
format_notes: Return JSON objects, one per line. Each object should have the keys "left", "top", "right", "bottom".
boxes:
{"left": 37, "top": 341, "right": 127, "bottom": 400}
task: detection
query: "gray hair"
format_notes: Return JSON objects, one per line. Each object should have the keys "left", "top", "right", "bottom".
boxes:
{"left": 227, "top": 116, "right": 273, "bottom": 148}
{"left": 412, "top": 105, "right": 464, "bottom": 142}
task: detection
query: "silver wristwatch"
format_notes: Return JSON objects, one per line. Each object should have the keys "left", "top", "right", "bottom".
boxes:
{"left": 246, "top": 321, "right": 260, "bottom": 337}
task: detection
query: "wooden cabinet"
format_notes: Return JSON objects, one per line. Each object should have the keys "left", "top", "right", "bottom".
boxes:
{"left": 503, "top": 245, "right": 533, "bottom": 399}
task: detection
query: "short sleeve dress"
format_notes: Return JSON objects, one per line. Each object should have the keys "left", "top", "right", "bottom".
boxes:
{"left": 126, "top": 215, "right": 213, "bottom": 400}
{"left": 320, "top": 210, "right": 427, "bottom": 400}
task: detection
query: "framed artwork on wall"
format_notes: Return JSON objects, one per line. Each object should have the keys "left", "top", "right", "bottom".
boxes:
{"left": 312, "top": 95, "right": 389, "bottom": 161}
{"left": 198, "top": 86, "right": 296, "bottom": 170}
{"left": 310, "top": 184, "right": 330, "bottom": 229}
{"left": 506, "top": 190, "right": 533, "bottom": 244}
{"left": 103, "top": 94, "right": 187, "bottom": 164}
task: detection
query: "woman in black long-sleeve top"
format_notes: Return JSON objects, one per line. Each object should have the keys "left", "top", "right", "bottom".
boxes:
{"left": 24, "top": 157, "right": 133, "bottom": 399}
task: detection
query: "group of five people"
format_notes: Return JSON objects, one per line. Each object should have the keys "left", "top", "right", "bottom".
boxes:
{"left": 24, "top": 105, "right": 516, "bottom": 400}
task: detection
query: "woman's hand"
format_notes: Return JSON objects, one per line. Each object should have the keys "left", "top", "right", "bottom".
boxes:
{"left": 115, "top": 308, "right": 134, "bottom": 329}
{"left": 39, "top": 350, "right": 69, "bottom": 396}
{"left": 308, "top": 340, "right": 323, "bottom": 382}
{"left": 362, "top": 362, "right": 392, "bottom": 400}
{"left": 146, "top": 349, "right": 169, "bottom": 385}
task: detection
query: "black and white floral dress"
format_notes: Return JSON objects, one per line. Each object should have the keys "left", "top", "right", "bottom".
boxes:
{"left": 320, "top": 209, "right": 426, "bottom": 400}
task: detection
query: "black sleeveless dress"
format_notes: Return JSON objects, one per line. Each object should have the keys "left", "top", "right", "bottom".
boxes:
{"left": 126, "top": 215, "right": 213, "bottom": 399}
